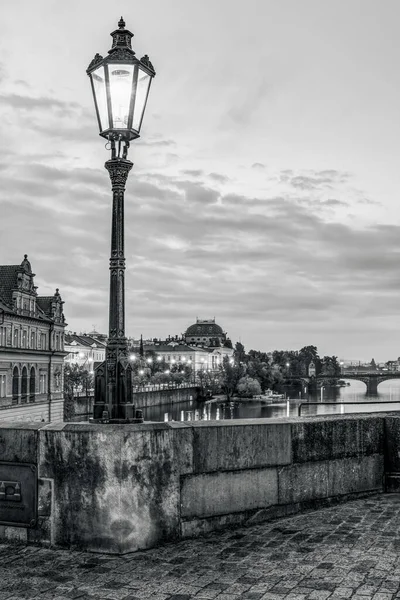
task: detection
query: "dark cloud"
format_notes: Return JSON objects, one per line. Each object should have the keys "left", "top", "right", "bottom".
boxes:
{"left": 208, "top": 172, "right": 229, "bottom": 184}
{"left": 0, "top": 93, "right": 82, "bottom": 115}
{"left": 181, "top": 169, "right": 203, "bottom": 177}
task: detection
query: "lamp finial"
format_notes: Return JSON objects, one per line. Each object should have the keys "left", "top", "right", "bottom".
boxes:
{"left": 118, "top": 16, "right": 125, "bottom": 29}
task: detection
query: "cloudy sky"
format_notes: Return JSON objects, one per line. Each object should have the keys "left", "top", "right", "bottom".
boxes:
{"left": 1, "top": 0, "right": 400, "bottom": 361}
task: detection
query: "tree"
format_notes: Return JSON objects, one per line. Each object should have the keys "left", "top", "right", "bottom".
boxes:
{"left": 64, "top": 363, "right": 94, "bottom": 421}
{"left": 237, "top": 376, "right": 262, "bottom": 398}
{"left": 197, "top": 368, "right": 222, "bottom": 396}
{"left": 219, "top": 356, "right": 246, "bottom": 401}
{"left": 234, "top": 342, "right": 246, "bottom": 364}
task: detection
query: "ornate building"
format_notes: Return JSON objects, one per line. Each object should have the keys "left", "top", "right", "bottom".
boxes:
{"left": 0, "top": 255, "right": 66, "bottom": 422}
{"left": 184, "top": 318, "right": 228, "bottom": 347}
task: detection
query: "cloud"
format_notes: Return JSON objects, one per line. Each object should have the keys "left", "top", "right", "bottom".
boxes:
{"left": 225, "top": 77, "right": 270, "bottom": 126}
{"left": 181, "top": 169, "right": 203, "bottom": 177}
{"left": 208, "top": 172, "right": 229, "bottom": 184}
{"left": 252, "top": 163, "right": 266, "bottom": 169}
{"left": 0, "top": 93, "right": 82, "bottom": 115}
{"left": 0, "top": 145, "right": 394, "bottom": 359}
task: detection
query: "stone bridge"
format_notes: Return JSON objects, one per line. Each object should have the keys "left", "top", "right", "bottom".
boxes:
{"left": 285, "top": 371, "right": 400, "bottom": 395}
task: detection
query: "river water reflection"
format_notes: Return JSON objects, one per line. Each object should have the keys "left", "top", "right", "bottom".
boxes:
{"left": 142, "top": 379, "right": 400, "bottom": 422}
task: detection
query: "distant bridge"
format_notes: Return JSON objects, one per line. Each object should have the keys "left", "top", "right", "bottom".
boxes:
{"left": 285, "top": 371, "right": 400, "bottom": 395}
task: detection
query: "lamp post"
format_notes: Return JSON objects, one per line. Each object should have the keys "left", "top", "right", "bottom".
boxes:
{"left": 87, "top": 17, "right": 155, "bottom": 422}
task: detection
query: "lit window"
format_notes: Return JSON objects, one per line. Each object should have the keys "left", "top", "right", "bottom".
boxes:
{"left": 0, "top": 375, "right": 6, "bottom": 398}
{"left": 39, "top": 374, "right": 46, "bottom": 394}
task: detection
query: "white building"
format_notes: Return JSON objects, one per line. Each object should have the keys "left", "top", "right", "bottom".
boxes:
{"left": 64, "top": 332, "right": 106, "bottom": 371}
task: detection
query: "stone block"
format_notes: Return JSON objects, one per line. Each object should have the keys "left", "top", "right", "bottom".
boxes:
{"left": 278, "top": 455, "right": 384, "bottom": 505}
{"left": 181, "top": 467, "right": 278, "bottom": 519}
{"left": 291, "top": 416, "right": 384, "bottom": 464}
{"left": 191, "top": 421, "right": 291, "bottom": 473}
{"left": 0, "top": 422, "right": 41, "bottom": 463}
{"left": 38, "top": 422, "right": 182, "bottom": 554}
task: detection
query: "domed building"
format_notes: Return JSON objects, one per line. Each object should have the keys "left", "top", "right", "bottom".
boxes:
{"left": 184, "top": 318, "right": 230, "bottom": 348}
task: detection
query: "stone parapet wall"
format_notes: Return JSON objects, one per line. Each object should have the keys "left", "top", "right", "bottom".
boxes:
{"left": 0, "top": 413, "right": 394, "bottom": 554}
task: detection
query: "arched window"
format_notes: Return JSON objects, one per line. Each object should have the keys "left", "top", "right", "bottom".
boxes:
{"left": 12, "top": 367, "right": 19, "bottom": 405}
{"left": 21, "top": 367, "right": 28, "bottom": 403}
{"left": 29, "top": 367, "right": 35, "bottom": 403}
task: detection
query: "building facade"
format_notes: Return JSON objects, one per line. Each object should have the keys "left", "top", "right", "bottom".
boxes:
{"left": 64, "top": 331, "right": 107, "bottom": 371}
{"left": 184, "top": 318, "right": 229, "bottom": 347}
{"left": 0, "top": 255, "right": 66, "bottom": 423}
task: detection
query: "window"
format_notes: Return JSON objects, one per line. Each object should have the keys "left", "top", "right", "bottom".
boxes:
{"left": 21, "top": 366, "right": 28, "bottom": 403}
{"left": 13, "top": 328, "right": 19, "bottom": 347}
{"left": 0, "top": 327, "right": 6, "bottom": 347}
{"left": 0, "top": 375, "right": 6, "bottom": 398}
{"left": 29, "top": 367, "right": 35, "bottom": 402}
{"left": 54, "top": 372, "right": 61, "bottom": 391}
{"left": 22, "top": 330, "right": 27, "bottom": 348}
{"left": 12, "top": 367, "right": 19, "bottom": 405}
{"left": 30, "top": 331, "right": 36, "bottom": 349}
{"left": 41, "top": 333, "right": 46, "bottom": 350}
{"left": 39, "top": 373, "right": 46, "bottom": 394}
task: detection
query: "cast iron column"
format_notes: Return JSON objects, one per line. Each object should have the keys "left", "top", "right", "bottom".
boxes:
{"left": 105, "top": 157, "right": 132, "bottom": 414}
{"left": 93, "top": 153, "right": 139, "bottom": 422}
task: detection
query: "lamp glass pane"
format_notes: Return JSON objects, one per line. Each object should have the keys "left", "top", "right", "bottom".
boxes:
{"left": 108, "top": 63, "right": 135, "bottom": 129}
{"left": 132, "top": 67, "right": 151, "bottom": 131}
{"left": 91, "top": 66, "right": 108, "bottom": 132}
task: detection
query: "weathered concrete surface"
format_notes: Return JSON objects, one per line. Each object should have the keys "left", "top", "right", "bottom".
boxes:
{"left": 384, "top": 416, "right": 400, "bottom": 492}
{"left": 279, "top": 455, "right": 384, "bottom": 504}
{"left": 38, "top": 422, "right": 185, "bottom": 554}
{"left": 190, "top": 419, "right": 291, "bottom": 473}
{"left": 0, "top": 421, "right": 41, "bottom": 463}
{"left": 292, "top": 416, "right": 384, "bottom": 463}
{"left": 1, "top": 494, "right": 400, "bottom": 600}
{"left": 181, "top": 467, "right": 278, "bottom": 518}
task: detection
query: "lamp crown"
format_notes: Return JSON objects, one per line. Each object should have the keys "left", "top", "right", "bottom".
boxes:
{"left": 110, "top": 17, "right": 135, "bottom": 55}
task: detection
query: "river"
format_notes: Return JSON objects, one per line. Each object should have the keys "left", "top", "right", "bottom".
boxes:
{"left": 141, "top": 378, "right": 400, "bottom": 422}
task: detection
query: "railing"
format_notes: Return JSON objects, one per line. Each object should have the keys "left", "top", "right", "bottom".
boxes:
{"left": 132, "top": 382, "right": 197, "bottom": 393}
{"left": 298, "top": 400, "right": 400, "bottom": 417}
{"left": 73, "top": 383, "right": 198, "bottom": 398}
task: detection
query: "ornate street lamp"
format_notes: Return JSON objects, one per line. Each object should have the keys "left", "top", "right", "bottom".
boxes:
{"left": 87, "top": 17, "right": 155, "bottom": 422}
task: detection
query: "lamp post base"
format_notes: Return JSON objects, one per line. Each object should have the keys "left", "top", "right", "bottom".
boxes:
{"left": 92, "top": 358, "right": 144, "bottom": 423}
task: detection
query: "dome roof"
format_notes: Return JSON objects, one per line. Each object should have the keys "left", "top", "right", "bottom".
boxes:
{"left": 186, "top": 320, "right": 224, "bottom": 336}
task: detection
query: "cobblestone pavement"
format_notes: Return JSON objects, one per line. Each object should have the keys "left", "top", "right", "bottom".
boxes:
{"left": 2, "top": 494, "right": 400, "bottom": 600}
